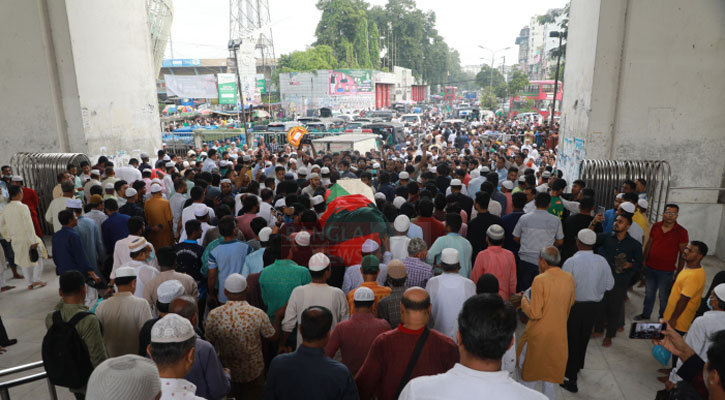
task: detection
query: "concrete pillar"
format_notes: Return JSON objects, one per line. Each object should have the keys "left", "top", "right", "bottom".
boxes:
{"left": 561, "top": 0, "right": 725, "bottom": 257}
{"left": 0, "top": 0, "right": 162, "bottom": 162}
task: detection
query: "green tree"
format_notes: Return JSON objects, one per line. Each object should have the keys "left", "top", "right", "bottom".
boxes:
{"left": 479, "top": 87, "right": 497, "bottom": 109}
{"left": 368, "top": 21, "right": 380, "bottom": 68}
{"left": 548, "top": 60, "right": 565, "bottom": 83}
{"left": 277, "top": 45, "right": 339, "bottom": 72}
{"left": 353, "top": 18, "right": 371, "bottom": 68}
{"left": 507, "top": 69, "right": 529, "bottom": 96}
{"left": 475, "top": 64, "right": 506, "bottom": 90}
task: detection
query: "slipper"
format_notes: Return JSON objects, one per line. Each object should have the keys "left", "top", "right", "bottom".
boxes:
{"left": 658, "top": 368, "right": 672, "bottom": 374}
{"left": 1, "top": 286, "right": 15, "bottom": 292}
{"left": 27, "top": 285, "right": 34, "bottom": 290}
{"left": 33, "top": 282, "right": 47, "bottom": 289}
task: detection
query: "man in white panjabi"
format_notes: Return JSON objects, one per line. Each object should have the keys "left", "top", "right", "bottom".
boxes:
{"left": 0, "top": 185, "right": 46, "bottom": 289}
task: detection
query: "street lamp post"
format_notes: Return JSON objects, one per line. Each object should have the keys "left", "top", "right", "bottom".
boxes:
{"left": 228, "top": 39, "right": 247, "bottom": 131}
{"left": 548, "top": 31, "right": 566, "bottom": 126}
{"left": 478, "top": 46, "right": 511, "bottom": 92}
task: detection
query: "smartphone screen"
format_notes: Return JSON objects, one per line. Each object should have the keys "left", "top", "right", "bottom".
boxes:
{"left": 629, "top": 322, "right": 666, "bottom": 340}
{"left": 595, "top": 205, "right": 606, "bottom": 215}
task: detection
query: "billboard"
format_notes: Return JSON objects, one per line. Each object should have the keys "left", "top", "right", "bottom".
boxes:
{"left": 164, "top": 74, "right": 218, "bottom": 99}
{"left": 256, "top": 74, "right": 267, "bottom": 95}
{"left": 217, "top": 73, "right": 237, "bottom": 104}
{"left": 328, "top": 69, "right": 374, "bottom": 96}
{"left": 162, "top": 59, "right": 202, "bottom": 67}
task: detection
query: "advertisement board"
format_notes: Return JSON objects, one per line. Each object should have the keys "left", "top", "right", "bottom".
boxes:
{"left": 164, "top": 74, "right": 218, "bottom": 99}
{"left": 328, "top": 70, "right": 374, "bottom": 96}
{"left": 217, "top": 73, "right": 237, "bottom": 104}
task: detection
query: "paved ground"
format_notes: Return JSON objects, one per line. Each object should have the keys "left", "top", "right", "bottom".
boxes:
{"left": 0, "top": 255, "right": 722, "bottom": 400}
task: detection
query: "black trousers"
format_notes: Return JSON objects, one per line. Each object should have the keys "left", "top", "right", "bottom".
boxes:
{"left": 565, "top": 301, "right": 598, "bottom": 381}
{"left": 594, "top": 278, "right": 629, "bottom": 338}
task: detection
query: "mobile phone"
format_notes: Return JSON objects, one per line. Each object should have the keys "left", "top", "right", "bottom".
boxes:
{"left": 595, "top": 205, "right": 606, "bottom": 215}
{"left": 629, "top": 322, "right": 666, "bottom": 340}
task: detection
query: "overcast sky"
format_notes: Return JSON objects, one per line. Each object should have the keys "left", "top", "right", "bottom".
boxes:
{"left": 166, "top": 0, "right": 569, "bottom": 67}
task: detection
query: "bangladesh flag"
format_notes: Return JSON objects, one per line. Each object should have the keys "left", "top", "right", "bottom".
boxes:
{"left": 319, "top": 193, "right": 390, "bottom": 266}
{"left": 325, "top": 179, "right": 375, "bottom": 204}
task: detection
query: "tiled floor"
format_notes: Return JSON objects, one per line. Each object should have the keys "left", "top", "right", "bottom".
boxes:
{"left": 0, "top": 256, "right": 722, "bottom": 400}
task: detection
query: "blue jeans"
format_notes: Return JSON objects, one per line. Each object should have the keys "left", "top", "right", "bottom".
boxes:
{"left": 641, "top": 267, "right": 674, "bottom": 319}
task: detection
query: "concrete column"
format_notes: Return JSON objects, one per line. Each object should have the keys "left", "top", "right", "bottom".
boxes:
{"left": 0, "top": 0, "right": 162, "bottom": 162}
{"left": 561, "top": 0, "right": 725, "bottom": 257}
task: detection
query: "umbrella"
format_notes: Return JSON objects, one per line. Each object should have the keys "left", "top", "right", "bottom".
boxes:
{"left": 253, "top": 109, "right": 271, "bottom": 118}
{"left": 200, "top": 109, "right": 213, "bottom": 115}
{"left": 163, "top": 105, "right": 177, "bottom": 114}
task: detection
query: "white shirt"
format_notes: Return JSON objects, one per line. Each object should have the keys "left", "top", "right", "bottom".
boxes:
{"left": 523, "top": 200, "right": 536, "bottom": 214}
{"left": 628, "top": 222, "right": 644, "bottom": 244}
{"left": 407, "top": 223, "right": 424, "bottom": 239}
{"left": 282, "top": 283, "right": 349, "bottom": 348}
{"left": 180, "top": 204, "right": 216, "bottom": 237}
{"left": 259, "top": 201, "right": 275, "bottom": 227}
{"left": 163, "top": 174, "right": 175, "bottom": 197}
{"left": 160, "top": 378, "right": 204, "bottom": 400}
{"left": 170, "top": 193, "right": 186, "bottom": 236}
{"left": 425, "top": 273, "right": 476, "bottom": 341}
{"left": 111, "top": 235, "right": 159, "bottom": 278}
{"left": 390, "top": 236, "right": 411, "bottom": 260}
{"left": 671, "top": 310, "right": 725, "bottom": 382}
{"left": 179, "top": 222, "right": 211, "bottom": 245}
{"left": 536, "top": 183, "right": 549, "bottom": 193}
{"left": 562, "top": 251, "right": 615, "bottom": 302}
{"left": 125, "top": 260, "right": 159, "bottom": 298}
{"left": 115, "top": 166, "right": 142, "bottom": 185}
{"left": 399, "top": 363, "right": 546, "bottom": 400}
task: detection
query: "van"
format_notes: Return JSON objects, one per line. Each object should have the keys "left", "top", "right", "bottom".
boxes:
{"left": 400, "top": 114, "right": 422, "bottom": 126}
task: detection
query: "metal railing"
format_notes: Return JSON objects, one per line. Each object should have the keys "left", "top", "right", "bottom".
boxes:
{"left": 11, "top": 153, "right": 91, "bottom": 235}
{"left": 0, "top": 361, "right": 57, "bottom": 400}
{"left": 578, "top": 160, "right": 671, "bottom": 222}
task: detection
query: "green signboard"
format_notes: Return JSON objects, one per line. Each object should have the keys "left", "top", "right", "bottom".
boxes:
{"left": 256, "top": 74, "right": 266, "bottom": 95}
{"left": 217, "top": 73, "right": 237, "bottom": 105}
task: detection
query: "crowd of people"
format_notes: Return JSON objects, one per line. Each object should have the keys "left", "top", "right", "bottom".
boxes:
{"left": 0, "top": 112, "right": 721, "bottom": 400}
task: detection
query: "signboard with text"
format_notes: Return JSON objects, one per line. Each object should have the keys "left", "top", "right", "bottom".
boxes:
{"left": 328, "top": 69, "right": 374, "bottom": 96}
{"left": 217, "top": 73, "right": 237, "bottom": 104}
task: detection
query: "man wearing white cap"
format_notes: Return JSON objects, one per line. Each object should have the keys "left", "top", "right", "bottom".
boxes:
{"left": 301, "top": 172, "right": 321, "bottom": 199}
{"left": 138, "top": 279, "right": 186, "bottom": 356}
{"left": 208, "top": 217, "right": 251, "bottom": 305}
{"left": 143, "top": 247, "right": 199, "bottom": 309}
{"left": 83, "top": 169, "right": 102, "bottom": 201}
{"left": 148, "top": 314, "right": 203, "bottom": 399}
{"left": 536, "top": 170, "right": 551, "bottom": 193}
{"left": 501, "top": 180, "right": 515, "bottom": 215}
{"left": 145, "top": 183, "right": 174, "bottom": 249}
{"left": 96, "top": 266, "right": 153, "bottom": 357}
{"left": 281, "top": 253, "right": 349, "bottom": 352}
{"left": 391, "top": 215, "right": 412, "bottom": 260}
{"left": 46, "top": 180, "right": 76, "bottom": 232}
{"left": 618, "top": 201, "right": 643, "bottom": 244}
{"left": 341, "top": 239, "right": 390, "bottom": 294}
{"left": 116, "top": 237, "right": 157, "bottom": 299}
{"left": 86, "top": 354, "right": 161, "bottom": 400}
{"left": 471, "top": 225, "right": 517, "bottom": 301}
{"left": 425, "top": 248, "right": 476, "bottom": 341}
{"left": 560, "top": 229, "right": 614, "bottom": 393}
{"left": 119, "top": 187, "right": 145, "bottom": 218}
{"left": 205, "top": 274, "right": 275, "bottom": 397}
{"left": 180, "top": 187, "right": 215, "bottom": 239}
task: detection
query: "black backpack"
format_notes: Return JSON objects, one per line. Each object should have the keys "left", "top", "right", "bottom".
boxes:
{"left": 42, "top": 311, "right": 95, "bottom": 389}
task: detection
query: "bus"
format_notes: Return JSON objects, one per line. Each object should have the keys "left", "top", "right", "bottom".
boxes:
{"left": 443, "top": 86, "right": 457, "bottom": 103}
{"left": 508, "top": 80, "right": 563, "bottom": 119}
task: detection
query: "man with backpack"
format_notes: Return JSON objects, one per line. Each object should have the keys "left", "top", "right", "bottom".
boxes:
{"left": 43, "top": 270, "right": 108, "bottom": 399}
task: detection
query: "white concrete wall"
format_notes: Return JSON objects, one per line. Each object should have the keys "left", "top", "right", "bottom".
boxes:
{"left": 561, "top": 0, "right": 725, "bottom": 257}
{"left": 0, "top": 0, "right": 161, "bottom": 163}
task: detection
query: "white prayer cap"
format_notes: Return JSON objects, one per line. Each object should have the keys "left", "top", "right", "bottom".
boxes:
{"left": 220, "top": 179, "right": 232, "bottom": 185}
{"left": 440, "top": 248, "right": 459, "bottom": 265}
{"left": 399, "top": 171, "right": 410, "bottom": 180}
{"left": 312, "top": 195, "right": 324, "bottom": 206}
{"left": 542, "top": 171, "right": 551, "bottom": 178}
{"left": 156, "top": 280, "right": 184, "bottom": 304}
{"left": 374, "top": 192, "right": 386, "bottom": 201}
{"left": 429, "top": 166, "right": 437, "bottom": 174}
{"left": 470, "top": 170, "right": 480, "bottom": 179}
{"left": 350, "top": 166, "right": 358, "bottom": 172}
{"left": 91, "top": 169, "right": 101, "bottom": 176}
{"left": 308, "top": 253, "right": 330, "bottom": 272}
{"left": 293, "top": 231, "right": 311, "bottom": 246}
{"left": 481, "top": 166, "right": 490, "bottom": 173}
{"left": 620, "top": 202, "right": 636, "bottom": 214}
{"left": 11, "top": 176, "right": 23, "bottom": 182}
{"left": 321, "top": 167, "right": 330, "bottom": 175}
{"left": 265, "top": 161, "right": 273, "bottom": 167}
{"left": 258, "top": 227, "right": 273, "bottom": 242}
{"left": 142, "top": 168, "right": 152, "bottom": 174}
{"left": 394, "top": 215, "right": 410, "bottom": 232}
{"left": 163, "top": 155, "right": 171, "bottom": 161}
{"left": 105, "top": 183, "right": 115, "bottom": 189}
{"left": 182, "top": 161, "right": 190, "bottom": 168}
{"left": 274, "top": 198, "right": 286, "bottom": 208}
{"left": 616, "top": 193, "right": 624, "bottom": 199}
{"left": 450, "top": 179, "right": 462, "bottom": 187}
{"left": 140, "top": 153, "right": 149, "bottom": 159}
{"left": 311, "top": 164, "right": 321, "bottom": 171}
{"left": 86, "top": 355, "right": 160, "bottom": 400}
{"left": 165, "top": 161, "right": 175, "bottom": 168}
{"left": 486, "top": 224, "right": 505, "bottom": 240}
{"left": 193, "top": 204, "right": 209, "bottom": 217}
{"left": 150, "top": 183, "right": 162, "bottom": 193}
{"left": 115, "top": 266, "right": 136, "bottom": 278}
{"left": 224, "top": 273, "right": 247, "bottom": 293}
{"left": 186, "top": 150, "right": 195, "bottom": 157}
{"left": 128, "top": 237, "right": 150, "bottom": 252}
{"left": 66, "top": 198, "right": 83, "bottom": 209}
{"left": 353, "top": 286, "right": 375, "bottom": 302}
{"left": 308, "top": 172, "right": 320, "bottom": 180}
{"left": 393, "top": 196, "right": 406, "bottom": 209}
{"left": 638, "top": 199, "right": 648, "bottom": 209}
{"left": 518, "top": 176, "right": 526, "bottom": 183}
{"left": 151, "top": 178, "right": 161, "bottom": 184}
{"left": 577, "top": 229, "right": 597, "bottom": 246}
{"left": 714, "top": 284, "right": 725, "bottom": 301}
{"left": 151, "top": 314, "right": 195, "bottom": 344}
{"left": 241, "top": 155, "right": 250, "bottom": 162}
{"left": 298, "top": 167, "right": 308, "bottom": 176}
{"left": 219, "top": 160, "right": 228, "bottom": 168}
{"left": 125, "top": 188, "right": 137, "bottom": 197}
{"left": 200, "top": 152, "right": 208, "bottom": 157}
{"left": 372, "top": 162, "right": 381, "bottom": 169}
{"left": 502, "top": 180, "right": 514, "bottom": 190}
{"left": 361, "top": 239, "right": 379, "bottom": 253}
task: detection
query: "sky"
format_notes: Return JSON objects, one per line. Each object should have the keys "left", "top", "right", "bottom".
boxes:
{"left": 166, "top": 0, "right": 569, "bottom": 67}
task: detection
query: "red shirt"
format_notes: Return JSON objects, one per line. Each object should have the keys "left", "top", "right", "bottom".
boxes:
{"left": 325, "top": 313, "right": 391, "bottom": 376}
{"left": 647, "top": 221, "right": 688, "bottom": 271}
{"left": 354, "top": 325, "right": 459, "bottom": 400}
{"left": 21, "top": 187, "right": 42, "bottom": 237}
{"left": 414, "top": 217, "right": 446, "bottom": 248}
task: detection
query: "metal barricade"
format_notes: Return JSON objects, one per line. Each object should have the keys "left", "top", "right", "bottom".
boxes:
{"left": 10, "top": 153, "right": 91, "bottom": 235}
{"left": 0, "top": 361, "right": 57, "bottom": 400}
{"left": 578, "top": 160, "right": 671, "bottom": 223}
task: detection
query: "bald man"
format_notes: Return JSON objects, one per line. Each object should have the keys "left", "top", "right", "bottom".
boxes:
{"left": 355, "top": 288, "right": 460, "bottom": 400}
{"left": 170, "top": 296, "right": 231, "bottom": 400}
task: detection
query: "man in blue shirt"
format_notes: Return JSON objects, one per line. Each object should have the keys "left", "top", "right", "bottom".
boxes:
{"left": 67, "top": 199, "right": 105, "bottom": 275}
{"left": 265, "top": 306, "right": 358, "bottom": 400}
{"left": 208, "top": 216, "right": 250, "bottom": 305}
{"left": 601, "top": 194, "right": 623, "bottom": 233}
{"left": 101, "top": 198, "right": 130, "bottom": 253}
{"left": 52, "top": 210, "right": 101, "bottom": 283}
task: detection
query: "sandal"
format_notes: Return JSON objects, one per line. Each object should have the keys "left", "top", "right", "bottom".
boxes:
{"left": 1, "top": 286, "right": 15, "bottom": 292}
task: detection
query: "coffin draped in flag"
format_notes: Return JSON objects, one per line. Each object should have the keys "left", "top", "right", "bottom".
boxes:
{"left": 319, "top": 193, "right": 390, "bottom": 266}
